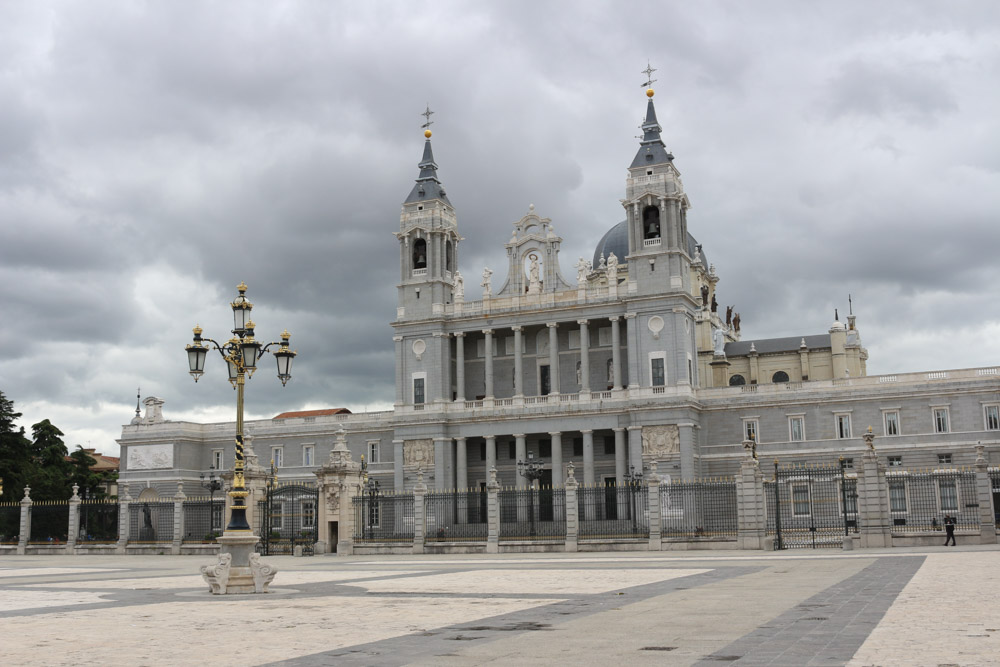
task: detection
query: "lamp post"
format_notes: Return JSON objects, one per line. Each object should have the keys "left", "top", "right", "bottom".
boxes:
{"left": 516, "top": 453, "right": 545, "bottom": 537}
{"left": 185, "top": 282, "right": 297, "bottom": 535}
{"left": 200, "top": 467, "right": 223, "bottom": 534}
{"left": 622, "top": 464, "right": 643, "bottom": 532}
{"left": 261, "top": 459, "right": 277, "bottom": 555}
{"left": 359, "top": 455, "right": 380, "bottom": 541}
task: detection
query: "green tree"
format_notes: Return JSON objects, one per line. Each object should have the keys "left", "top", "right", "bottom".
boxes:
{"left": 0, "top": 391, "right": 32, "bottom": 500}
{"left": 69, "top": 446, "right": 116, "bottom": 499}
{"left": 27, "top": 419, "right": 73, "bottom": 501}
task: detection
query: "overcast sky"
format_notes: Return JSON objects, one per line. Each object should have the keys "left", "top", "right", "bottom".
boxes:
{"left": 2, "top": 2, "right": 999, "bottom": 456}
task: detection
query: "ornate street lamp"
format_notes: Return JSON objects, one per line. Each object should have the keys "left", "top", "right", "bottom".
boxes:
{"left": 359, "top": 455, "right": 380, "bottom": 541}
{"left": 516, "top": 453, "right": 545, "bottom": 537}
{"left": 185, "top": 282, "right": 297, "bottom": 534}
{"left": 622, "top": 464, "right": 643, "bottom": 531}
{"left": 200, "top": 467, "right": 223, "bottom": 534}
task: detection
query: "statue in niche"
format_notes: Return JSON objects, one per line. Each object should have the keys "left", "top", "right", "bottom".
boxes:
{"left": 700, "top": 284, "right": 709, "bottom": 307}
{"left": 527, "top": 254, "right": 541, "bottom": 295}
{"left": 453, "top": 271, "right": 464, "bottom": 301}
{"left": 575, "top": 257, "right": 588, "bottom": 286}
{"left": 725, "top": 306, "right": 733, "bottom": 328}
{"left": 607, "top": 358, "right": 614, "bottom": 386}
{"left": 713, "top": 328, "right": 726, "bottom": 357}
{"left": 481, "top": 267, "right": 493, "bottom": 298}
{"left": 711, "top": 294, "right": 718, "bottom": 313}
{"left": 733, "top": 313, "right": 741, "bottom": 334}
{"left": 606, "top": 252, "right": 618, "bottom": 282}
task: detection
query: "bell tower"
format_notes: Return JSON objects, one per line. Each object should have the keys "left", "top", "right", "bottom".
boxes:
{"left": 395, "top": 107, "right": 461, "bottom": 320}
{"left": 623, "top": 68, "right": 692, "bottom": 295}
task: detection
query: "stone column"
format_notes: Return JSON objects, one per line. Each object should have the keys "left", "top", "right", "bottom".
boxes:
{"left": 736, "top": 450, "right": 766, "bottom": 550}
{"left": 172, "top": 481, "right": 185, "bottom": 555}
{"left": 67, "top": 485, "right": 81, "bottom": 550}
{"left": 857, "top": 431, "right": 891, "bottom": 549}
{"left": 974, "top": 444, "right": 998, "bottom": 544}
{"left": 564, "top": 463, "right": 579, "bottom": 553}
{"left": 513, "top": 326, "right": 524, "bottom": 397}
{"left": 434, "top": 437, "right": 449, "bottom": 491}
{"left": 550, "top": 432, "right": 564, "bottom": 488}
{"left": 610, "top": 316, "right": 623, "bottom": 390}
{"left": 456, "top": 437, "right": 468, "bottom": 523}
{"left": 483, "top": 329, "right": 495, "bottom": 399}
{"left": 412, "top": 470, "right": 426, "bottom": 555}
{"left": 627, "top": 426, "right": 643, "bottom": 474}
{"left": 485, "top": 436, "right": 497, "bottom": 476}
{"left": 547, "top": 323, "right": 560, "bottom": 395}
{"left": 578, "top": 319, "right": 590, "bottom": 395}
{"left": 514, "top": 434, "right": 527, "bottom": 488}
{"left": 581, "top": 430, "right": 595, "bottom": 485}
{"left": 393, "top": 439, "right": 405, "bottom": 491}
{"left": 394, "top": 335, "right": 404, "bottom": 405}
{"left": 454, "top": 333, "right": 466, "bottom": 402}
{"left": 647, "top": 461, "right": 662, "bottom": 550}
{"left": 625, "top": 313, "right": 639, "bottom": 389}
{"left": 17, "top": 487, "right": 31, "bottom": 555}
{"left": 486, "top": 467, "right": 500, "bottom": 554}
{"left": 614, "top": 428, "right": 626, "bottom": 483}
{"left": 116, "top": 484, "right": 130, "bottom": 554}
{"left": 678, "top": 423, "right": 697, "bottom": 480}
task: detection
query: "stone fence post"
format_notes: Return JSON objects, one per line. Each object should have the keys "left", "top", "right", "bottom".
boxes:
{"left": 974, "top": 445, "right": 997, "bottom": 545}
{"left": 17, "top": 486, "right": 31, "bottom": 555}
{"left": 857, "top": 430, "right": 891, "bottom": 548}
{"left": 736, "top": 447, "right": 766, "bottom": 550}
{"left": 412, "top": 469, "right": 426, "bottom": 555}
{"left": 564, "top": 463, "right": 578, "bottom": 553}
{"left": 116, "top": 484, "right": 131, "bottom": 554}
{"left": 486, "top": 467, "right": 500, "bottom": 554}
{"left": 172, "top": 482, "right": 186, "bottom": 554}
{"left": 67, "top": 485, "right": 81, "bottom": 550}
{"left": 647, "top": 461, "right": 661, "bottom": 550}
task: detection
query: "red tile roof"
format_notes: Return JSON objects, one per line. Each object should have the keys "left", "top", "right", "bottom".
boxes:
{"left": 272, "top": 408, "right": 352, "bottom": 419}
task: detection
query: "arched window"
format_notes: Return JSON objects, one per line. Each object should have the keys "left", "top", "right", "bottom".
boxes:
{"left": 412, "top": 238, "right": 427, "bottom": 270}
{"left": 642, "top": 206, "right": 661, "bottom": 240}
{"left": 445, "top": 240, "right": 453, "bottom": 272}
{"left": 772, "top": 371, "right": 790, "bottom": 383}
{"left": 729, "top": 374, "right": 746, "bottom": 386}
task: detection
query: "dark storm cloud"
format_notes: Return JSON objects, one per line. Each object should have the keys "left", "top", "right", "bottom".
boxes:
{"left": 1, "top": 1, "right": 999, "bottom": 454}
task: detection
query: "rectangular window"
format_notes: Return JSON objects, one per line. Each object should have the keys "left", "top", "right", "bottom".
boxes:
{"left": 303, "top": 445, "right": 314, "bottom": 467}
{"left": 567, "top": 330, "right": 580, "bottom": 349}
{"left": 841, "top": 480, "right": 858, "bottom": 515}
{"left": 650, "top": 357, "right": 665, "bottom": 387}
{"left": 889, "top": 479, "right": 907, "bottom": 512}
{"left": 937, "top": 453, "right": 952, "bottom": 466}
{"left": 887, "top": 455, "right": 902, "bottom": 467}
{"left": 883, "top": 411, "right": 900, "bottom": 436}
{"left": 539, "top": 439, "right": 552, "bottom": 458}
{"left": 743, "top": 419, "right": 759, "bottom": 443}
{"left": 842, "top": 457, "right": 854, "bottom": 470}
{"left": 504, "top": 336, "right": 515, "bottom": 355}
{"left": 301, "top": 501, "right": 316, "bottom": 529}
{"left": 413, "top": 378, "right": 425, "bottom": 405}
{"left": 573, "top": 437, "right": 583, "bottom": 458}
{"left": 603, "top": 436, "right": 615, "bottom": 456}
{"left": 270, "top": 501, "right": 284, "bottom": 530}
{"left": 933, "top": 408, "right": 950, "bottom": 433}
{"left": 367, "top": 440, "right": 380, "bottom": 464}
{"left": 789, "top": 416, "right": 804, "bottom": 442}
{"left": 598, "top": 327, "right": 612, "bottom": 346}
{"left": 212, "top": 449, "right": 224, "bottom": 470}
{"left": 938, "top": 479, "right": 958, "bottom": 512}
{"left": 985, "top": 404, "right": 1000, "bottom": 431}
{"left": 271, "top": 447, "right": 283, "bottom": 468}
{"left": 367, "top": 499, "right": 380, "bottom": 528}
{"left": 836, "top": 414, "right": 852, "bottom": 439}
{"left": 792, "top": 484, "right": 810, "bottom": 516}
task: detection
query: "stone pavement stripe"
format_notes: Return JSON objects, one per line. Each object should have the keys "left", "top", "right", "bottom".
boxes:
{"left": 692, "top": 556, "right": 924, "bottom": 667}
{"left": 265, "top": 566, "right": 761, "bottom": 667}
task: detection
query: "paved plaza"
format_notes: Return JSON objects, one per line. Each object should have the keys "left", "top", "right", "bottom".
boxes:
{"left": 1, "top": 547, "right": 998, "bottom": 666}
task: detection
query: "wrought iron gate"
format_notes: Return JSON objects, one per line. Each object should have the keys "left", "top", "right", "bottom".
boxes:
{"left": 766, "top": 461, "right": 857, "bottom": 549}
{"left": 257, "top": 484, "right": 319, "bottom": 555}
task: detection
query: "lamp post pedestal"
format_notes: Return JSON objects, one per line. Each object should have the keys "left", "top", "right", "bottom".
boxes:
{"left": 201, "top": 533, "right": 276, "bottom": 594}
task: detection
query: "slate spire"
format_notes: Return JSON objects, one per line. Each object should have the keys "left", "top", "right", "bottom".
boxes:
{"left": 630, "top": 89, "right": 674, "bottom": 169}
{"left": 405, "top": 109, "right": 451, "bottom": 205}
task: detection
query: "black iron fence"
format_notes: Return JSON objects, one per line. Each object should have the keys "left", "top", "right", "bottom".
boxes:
{"left": 128, "top": 501, "right": 174, "bottom": 543}
{"left": 887, "top": 470, "right": 979, "bottom": 533}
{"left": 78, "top": 499, "right": 119, "bottom": 543}
{"left": 498, "top": 487, "right": 566, "bottom": 541}
{"left": 425, "top": 490, "right": 489, "bottom": 542}
{"left": 29, "top": 501, "right": 70, "bottom": 544}
{"left": 990, "top": 469, "right": 1000, "bottom": 526}
{"left": 353, "top": 492, "right": 415, "bottom": 542}
{"left": 766, "top": 463, "right": 856, "bottom": 549}
{"left": 257, "top": 483, "right": 319, "bottom": 555}
{"left": 0, "top": 502, "right": 20, "bottom": 544}
{"left": 578, "top": 483, "right": 648, "bottom": 539}
{"left": 660, "top": 479, "right": 738, "bottom": 538}
{"left": 182, "top": 498, "right": 224, "bottom": 543}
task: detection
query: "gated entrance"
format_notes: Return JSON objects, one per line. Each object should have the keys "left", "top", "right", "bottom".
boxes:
{"left": 766, "top": 461, "right": 857, "bottom": 549}
{"left": 257, "top": 483, "right": 319, "bottom": 555}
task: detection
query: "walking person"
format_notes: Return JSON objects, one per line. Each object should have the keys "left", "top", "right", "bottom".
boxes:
{"left": 943, "top": 514, "right": 956, "bottom": 546}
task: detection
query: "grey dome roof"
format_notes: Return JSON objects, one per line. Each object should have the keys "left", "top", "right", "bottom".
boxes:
{"left": 593, "top": 220, "right": 705, "bottom": 267}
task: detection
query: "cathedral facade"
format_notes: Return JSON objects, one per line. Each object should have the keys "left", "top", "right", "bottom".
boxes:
{"left": 118, "top": 87, "right": 1000, "bottom": 526}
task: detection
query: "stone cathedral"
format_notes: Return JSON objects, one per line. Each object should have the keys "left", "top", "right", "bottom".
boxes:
{"left": 119, "top": 84, "right": 1000, "bottom": 547}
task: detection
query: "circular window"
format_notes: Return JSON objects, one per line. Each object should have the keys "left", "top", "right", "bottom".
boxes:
{"left": 772, "top": 371, "right": 790, "bottom": 383}
{"left": 729, "top": 374, "right": 746, "bottom": 386}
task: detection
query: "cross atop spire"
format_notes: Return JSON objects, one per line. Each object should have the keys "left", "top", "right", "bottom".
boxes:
{"left": 421, "top": 104, "right": 434, "bottom": 130}
{"left": 641, "top": 61, "right": 657, "bottom": 89}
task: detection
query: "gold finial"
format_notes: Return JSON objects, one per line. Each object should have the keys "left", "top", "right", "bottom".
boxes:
{"left": 646, "top": 88, "right": 655, "bottom": 98}
{"left": 193, "top": 324, "right": 203, "bottom": 335}
{"left": 867, "top": 425, "right": 873, "bottom": 434}
{"left": 281, "top": 329, "right": 291, "bottom": 340}
{"left": 424, "top": 128, "right": 432, "bottom": 138}
{"left": 246, "top": 319, "right": 256, "bottom": 330}
{"left": 237, "top": 281, "right": 248, "bottom": 293}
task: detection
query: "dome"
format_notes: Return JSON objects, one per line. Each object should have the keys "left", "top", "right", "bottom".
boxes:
{"left": 592, "top": 220, "right": 706, "bottom": 268}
